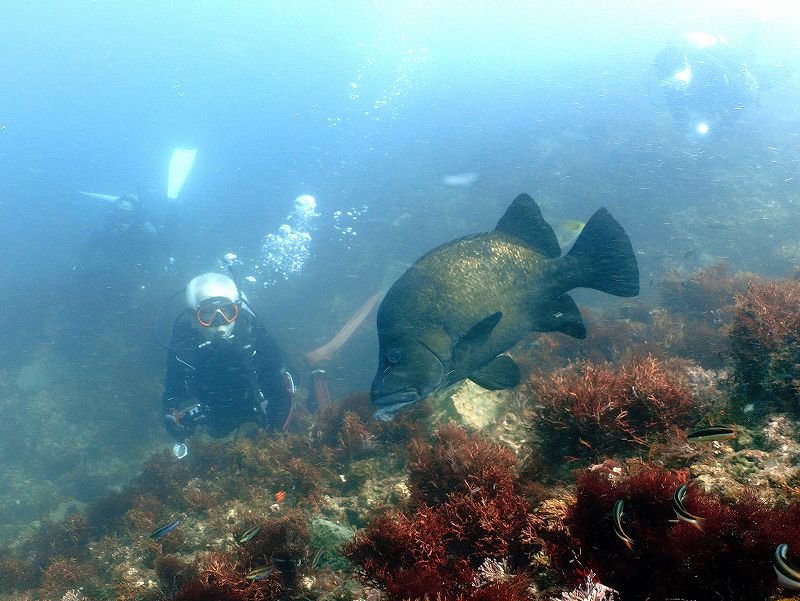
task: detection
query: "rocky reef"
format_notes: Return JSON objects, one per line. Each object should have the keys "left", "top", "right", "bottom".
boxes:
{"left": 2, "top": 267, "right": 800, "bottom": 601}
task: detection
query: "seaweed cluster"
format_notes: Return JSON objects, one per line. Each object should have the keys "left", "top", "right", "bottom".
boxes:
{"left": 163, "top": 509, "right": 310, "bottom": 600}
{"left": 166, "top": 552, "right": 281, "bottom": 601}
{"left": 730, "top": 277, "right": 800, "bottom": 416}
{"left": 344, "top": 423, "right": 539, "bottom": 600}
{"left": 0, "top": 377, "right": 441, "bottom": 601}
{"left": 548, "top": 463, "right": 800, "bottom": 601}
{"left": 650, "top": 262, "right": 753, "bottom": 368}
{"left": 524, "top": 356, "right": 698, "bottom": 465}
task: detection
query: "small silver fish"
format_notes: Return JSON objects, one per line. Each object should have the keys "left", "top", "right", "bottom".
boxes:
{"left": 237, "top": 524, "right": 261, "bottom": 544}
{"left": 245, "top": 565, "right": 274, "bottom": 581}
{"left": 672, "top": 485, "right": 704, "bottom": 530}
{"left": 612, "top": 499, "right": 635, "bottom": 551}
{"left": 149, "top": 517, "right": 183, "bottom": 540}
{"left": 310, "top": 547, "right": 325, "bottom": 569}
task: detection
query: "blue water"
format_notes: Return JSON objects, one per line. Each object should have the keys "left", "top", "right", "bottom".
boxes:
{"left": 0, "top": 0, "right": 798, "bottom": 543}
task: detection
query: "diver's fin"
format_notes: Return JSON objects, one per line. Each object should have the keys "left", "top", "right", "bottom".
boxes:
{"left": 533, "top": 294, "right": 586, "bottom": 339}
{"left": 469, "top": 355, "right": 521, "bottom": 390}
{"left": 453, "top": 312, "right": 502, "bottom": 360}
{"left": 167, "top": 148, "right": 197, "bottom": 200}
{"left": 494, "top": 193, "right": 561, "bottom": 258}
{"left": 562, "top": 208, "right": 640, "bottom": 297}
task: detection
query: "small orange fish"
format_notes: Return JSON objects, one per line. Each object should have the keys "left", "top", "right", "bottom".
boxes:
{"left": 274, "top": 491, "right": 286, "bottom": 503}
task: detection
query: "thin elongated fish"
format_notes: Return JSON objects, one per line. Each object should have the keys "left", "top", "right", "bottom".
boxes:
{"left": 311, "top": 547, "right": 325, "bottom": 569}
{"left": 672, "top": 485, "right": 704, "bottom": 530}
{"left": 687, "top": 426, "right": 736, "bottom": 442}
{"left": 774, "top": 544, "right": 800, "bottom": 590}
{"left": 149, "top": 517, "right": 183, "bottom": 540}
{"left": 237, "top": 524, "right": 261, "bottom": 544}
{"left": 245, "top": 565, "right": 274, "bottom": 581}
{"left": 612, "top": 499, "right": 635, "bottom": 551}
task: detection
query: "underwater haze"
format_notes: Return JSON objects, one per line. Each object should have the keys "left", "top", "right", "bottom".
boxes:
{"left": 1, "top": 0, "right": 800, "bottom": 597}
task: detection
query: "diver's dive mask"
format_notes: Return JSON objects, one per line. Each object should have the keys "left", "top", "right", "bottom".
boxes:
{"left": 195, "top": 296, "right": 239, "bottom": 328}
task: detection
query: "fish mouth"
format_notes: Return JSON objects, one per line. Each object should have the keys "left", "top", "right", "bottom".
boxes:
{"left": 371, "top": 391, "right": 420, "bottom": 421}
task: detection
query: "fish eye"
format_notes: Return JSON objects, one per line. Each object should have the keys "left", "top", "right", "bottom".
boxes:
{"left": 386, "top": 350, "right": 402, "bottom": 364}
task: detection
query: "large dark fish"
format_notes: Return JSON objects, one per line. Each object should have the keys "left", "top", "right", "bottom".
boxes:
{"left": 371, "top": 193, "right": 639, "bottom": 419}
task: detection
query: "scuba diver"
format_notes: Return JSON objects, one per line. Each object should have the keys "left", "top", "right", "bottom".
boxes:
{"left": 79, "top": 193, "right": 174, "bottom": 285}
{"left": 161, "top": 272, "right": 295, "bottom": 458}
{"left": 652, "top": 32, "right": 759, "bottom": 137}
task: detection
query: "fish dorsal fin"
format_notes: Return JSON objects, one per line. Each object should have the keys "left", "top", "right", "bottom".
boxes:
{"left": 533, "top": 294, "right": 586, "bottom": 339}
{"left": 494, "top": 193, "right": 561, "bottom": 258}
{"left": 453, "top": 312, "right": 502, "bottom": 360}
{"left": 469, "top": 355, "right": 521, "bottom": 390}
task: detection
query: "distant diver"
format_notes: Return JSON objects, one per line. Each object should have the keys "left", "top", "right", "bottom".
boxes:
{"left": 78, "top": 192, "right": 174, "bottom": 288}
{"left": 652, "top": 32, "right": 759, "bottom": 137}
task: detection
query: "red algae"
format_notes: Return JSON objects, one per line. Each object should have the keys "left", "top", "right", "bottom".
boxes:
{"left": 526, "top": 356, "right": 697, "bottom": 464}
{"left": 344, "top": 492, "right": 537, "bottom": 600}
{"left": 730, "top": 278, "right": 800, "bottom": 415}
{"left": 169, "top": 552, "right": 282, "bottom": 601}
{"left": 549, "top": 464, "right": 800, "bottom": 601}
{"left": 344, "top": 424, "right": 538, "bottom": 600}
{"left": 407, "top": 422, "right": 518, "bottom": 507}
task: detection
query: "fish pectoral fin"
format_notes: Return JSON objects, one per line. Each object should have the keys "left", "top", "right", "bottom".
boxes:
{"left": 453, "top": 312, "right": 502, "bottom": 359}
{"left": 533, "top": 294, "right": 586, "bottom": 339}
{"left": 468, "top": 355, "right": 521, "bottom": 390}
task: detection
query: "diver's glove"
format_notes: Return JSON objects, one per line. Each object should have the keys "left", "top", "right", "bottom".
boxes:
{"left": 164, "top": 403, "right": 206, "bottom": 440}
{"left": 164, "top": 412, "right": 186, "bottom": 441}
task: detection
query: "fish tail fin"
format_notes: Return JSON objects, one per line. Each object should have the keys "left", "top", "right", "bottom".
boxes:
{"left": 563, "top": 208, "right": 639, "bottom": 297}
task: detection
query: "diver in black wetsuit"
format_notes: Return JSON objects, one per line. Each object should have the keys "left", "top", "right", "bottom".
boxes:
{"left": 162, "top": 272, "right": 294, "bottom": 455}
{"left": 653, "top": 32, "right": 759, "bottom": 137}
{"left": 81, "top": 193, "right": 168, "bottom": 280}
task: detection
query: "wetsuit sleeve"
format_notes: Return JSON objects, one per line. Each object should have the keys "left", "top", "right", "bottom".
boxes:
{"left": 253, "top": 326, "right": 293, "bottom": 431}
